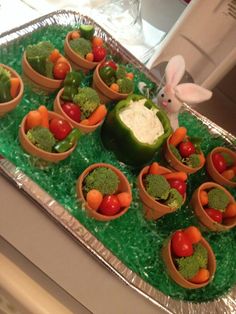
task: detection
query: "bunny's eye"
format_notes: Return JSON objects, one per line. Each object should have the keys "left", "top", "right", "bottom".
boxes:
{"left": 161, "top": 94, "right": 164, "bottom": 97}
{"left": 168, "top": 99, "right": 171, "bottom": 103}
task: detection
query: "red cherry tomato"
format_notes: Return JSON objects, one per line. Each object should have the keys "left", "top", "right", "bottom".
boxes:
{"left": 178, "top": 141, "right": 195, "bottom": 158}
{"left": 212, "top": 152, "right": 227, "bottom": 173}
{"left": 99, "top": 195, "right": 121, "bottom": 216}
{"left": 49, "top": 118, "right": 72, "bottom": 140}
{"left": 101, "top": 60, "right": 117, "bottom": 71}
{"left": 53, "top": 62, "right": 70, "bottom": 80}
{"left": 61, "top": 102, "right": 81, "bottom": 123}
{"left": 92, "top": 46, "right": 107, "bottom": 62}
{"left": 205, "top": 208, "right": 223, "bottom": 223}
{"left": 171, "top": 230, "right": 193, "bottom": 257}
{"left": 168, "top": 179, "right": 186, "bottom": 195}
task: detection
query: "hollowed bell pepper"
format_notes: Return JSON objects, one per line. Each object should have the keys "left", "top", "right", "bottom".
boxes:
{"left": 101, "top": 94, "right": 172, "bottom": 167}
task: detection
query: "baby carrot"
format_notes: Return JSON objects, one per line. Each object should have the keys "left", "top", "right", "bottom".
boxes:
{"left": 149, "top": 162, "right": 168, "bottom": 175}
{"left": 221, "top": 169, "right": 235, "bottom": 180}
{"left": 110, "top": 83, "right": 119, "bottom": 92}
{"left": 10, "top": 77, "right": 20, "bottom": 98}
{"left": 86, "top": 52, "right": 94, "bottom": 62}
{"left": 184, "top": 226, "right": 202, "bottom": 244}
{"left": 199, "top": 190, "right": 208, "bottom": 206}
{"left": 169, "top": 127, "right": 187, "bottom": 147}
{"left": 149, "top": 162, "right": 160, "bottom": 175}
{"left": 26, "top": 110, "right": 42, "bottom": 131}
{"left": 223, "top": 202, "right": 236, "bottom": 218}
{"left": 163, "top": 171, "right": 188, "bottom": 181}
{"left": 49, "top": 49, "right": 60, "bottom": 63}
{"left": 189, "top": 268, "right": 210, "bottom": 284}
{"left": 38, "top": 105, "right": 49, "bottom": 128}
{"left": 71, "top": 31, "right": 80, "bottom": 40}
{"left": 87, "top": 104, "right": 107, "bottom": 126}
{"left": 80, "top": 119, "right": 89, "bottom": 125}
{"left": 86, "top": 189, "right": 103, "bottom": 211}
{"left": 117, "top": 192, "right": 132, "bottom": 208}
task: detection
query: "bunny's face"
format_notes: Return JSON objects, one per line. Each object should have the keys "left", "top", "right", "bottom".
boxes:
{"left": 157, "top": 84, "right": 182, "bottom": 114}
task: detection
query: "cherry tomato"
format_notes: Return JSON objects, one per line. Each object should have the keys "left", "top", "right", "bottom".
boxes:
{"left": 93, "top": 46, "right": 107, "bottom": 62}
{"left": 168, "top": 179, "right": 186, "bottom": 195}
{"left": 99, "top": 195, "right": 121, "bottom": 216}
{"left": 61, "top": 102, "right": 81, "bottom": 123}
{"left": 101, "top": 60, "right": 117, "bottom": 71}
{"left": 205, "top": 208, "right": 223, "bottom": 223}
{"left": 49, "top": 118, "right": 72, "bottom": 140}
{"left": 171, "top": 230, "right": 193, "bottom": 257}
{"left": 212, "top": 152, "right": 227, "bottom": 173}
{"left": 178, "top": 141, "right": 195, "bottom": 158}
{"left": 53, "top": 62, "right": 70, "bottom": 80}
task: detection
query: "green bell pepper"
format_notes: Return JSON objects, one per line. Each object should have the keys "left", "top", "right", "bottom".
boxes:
{"left": 62, "top": 71, "right": 84, "bottom": 101}
{"left": 99, "top": 66, "right": 116, "bottom": 86}
{"left": 101, "top": 94, "right": 172, "bottom": 167}
{"left": 54, "top": 128, "right": 82, "bottom": 153}
{"left": 0, "top": 67, "right": 12, "bottom": 103}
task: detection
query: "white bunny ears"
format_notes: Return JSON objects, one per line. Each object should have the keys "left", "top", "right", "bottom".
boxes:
{"left": 157, "top": 55, "right": 213, "bottom": 130}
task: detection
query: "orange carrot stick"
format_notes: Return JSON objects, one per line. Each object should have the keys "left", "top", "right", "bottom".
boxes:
{"left": 49, "top": 49, "right": 60, "bottom": 63}
{"left": 86, "top": 189, "right": 103, "bottom": 211}
{"left": 10, "top": 77, "right": 20, "bottom": 98}
{"left": 117, "top": 192, "right": 132, "bottom": 208}
{"left": 163, "top": 171, "right": 188, "bottom": 182}
{"left": 223, "top": 202, "right": 236, "bottom": 218}
{"left": 169, "top": 127, "right": 187, "bottom": 147}
{"left": 199, "top": 190, "right": 208, "bottom": 206}
{"left": 87, "top": 104, "right": 107, "bottom": 126}
{"left": 26, "top": 111, "right": 42, "bottom": 131}
{"left": 80, "top": 119, "right": 89, "bottom": 125}
{"left": 189, "top": 268, "right": 210, "bottom": 284}
{"left": 38, "top": 105, "right": 49, "bottom": 128}
{"left": 149, "top": 162, "right": 168, "bottom": 175}
{"left": 221, "top": 169, "right": 235, "bottom": 180}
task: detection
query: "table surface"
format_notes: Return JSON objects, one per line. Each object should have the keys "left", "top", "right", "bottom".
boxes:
{"left": 0, "top": 1, "right": 186, "bottom": 313}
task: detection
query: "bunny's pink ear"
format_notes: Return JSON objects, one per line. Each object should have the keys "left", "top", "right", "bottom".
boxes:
{"left": 174, "top": 83, "right": 212, "bottom": 104}
{"left": 165, "top": 55, "right": 185, "bottom": 87}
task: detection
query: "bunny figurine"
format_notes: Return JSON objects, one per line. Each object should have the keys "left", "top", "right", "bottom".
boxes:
{"left": 157, "top": 55, "right": 213, "bottom": 130}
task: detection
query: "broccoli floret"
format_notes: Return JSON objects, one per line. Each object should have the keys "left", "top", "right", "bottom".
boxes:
{"left": 176, "top": 243, "right": 208, "bottom": 279}
{"left": 208, "top": 188, "right": 230, "bottom": 211}
{"left": 145, "top": 174, "right": 170, "bottom": 200}
{"left": 26, "top": 41, "right": 54, "bottom": 77}
{"left": 70, "top": 38, "right": 92, "bottom": 57}
{"left": 176, "top": 255, "right": 200, "bottom": 279}
{"left": 194, "top": 243, "right": 208, "bottom": 268}
{"left": 27, "top": 126, "right": 56, "bottom": 152}
{"left": 117, "top": 78, "right": 134, "bottom": 94}
{"left": 0, "top": 66, "right": 11, "bottom": 80}
{"left": 165, "top": 188, "right": 183, "bottom": 210}
{"left": 170, "top": 144, "right": 182, "bottom": 161}
{"left": 73, "top": 87, "right": 100, "bottom": 119}
{"left": 26, "top": 41, "right": 54, "bottom": 58}
{"left": 186, "top": 153, "right": 201, "bottom": 168}
{"left": 0, "top": 66, "right": 12, "bottom": 103}
{"left": 116, "top": 65, "right": 127, "bottom": 79}
{"left": 84, "top": 167, "right": 120, "bottom": 195}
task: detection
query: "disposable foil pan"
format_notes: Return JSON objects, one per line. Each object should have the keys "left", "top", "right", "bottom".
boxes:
{"left": 0, "top": 10, "right": 236, "bottom": 314}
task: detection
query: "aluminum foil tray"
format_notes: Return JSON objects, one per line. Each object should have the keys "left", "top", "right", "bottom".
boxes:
{"left": 0, "top": 10, "right": 236, "bottom": 313}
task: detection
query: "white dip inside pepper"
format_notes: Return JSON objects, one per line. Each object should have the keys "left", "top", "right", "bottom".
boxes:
{"left": 119, "top": 99, "right": 164, "bottom": 145}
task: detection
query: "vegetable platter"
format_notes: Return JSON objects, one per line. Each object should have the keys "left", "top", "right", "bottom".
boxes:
{"left": 0, "top": 10, "right": 236, "bottom": 314}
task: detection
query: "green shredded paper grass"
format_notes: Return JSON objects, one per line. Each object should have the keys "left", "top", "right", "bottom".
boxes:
{"left": 0, "top": 24, "right": 236, "bottom": 303}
